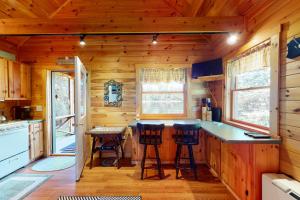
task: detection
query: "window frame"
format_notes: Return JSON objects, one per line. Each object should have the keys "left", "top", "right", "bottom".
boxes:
{"left": 224, "top": 39, "right": 277, "bottom": 134}
{"left": 137, "top": 66, "right": 188, "bottom": 120}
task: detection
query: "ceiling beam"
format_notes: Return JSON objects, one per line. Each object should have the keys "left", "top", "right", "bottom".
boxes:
{"left": 0, "top": 17, "right": 244, "bottom": 35}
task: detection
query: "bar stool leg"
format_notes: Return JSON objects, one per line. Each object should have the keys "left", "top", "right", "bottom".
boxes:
{"left": 154, "top": 144, "right": 162, "bottom": 179}
{"left": 176, "top": 144, "right": 182, "bottom": 179}
{"left": 188, "top": 145, "right": 197, "bottom": 179}
{"left": 115, "top": 145, "right": 120, "bottom": 169}
{"left": 141, "top": 144, "right": 147, "bottom": 180}
{"left": 90, "top": 137, "right": 96, "bottom": 169}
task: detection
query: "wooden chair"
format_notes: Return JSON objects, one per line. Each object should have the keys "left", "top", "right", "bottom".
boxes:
{"left": 136, "top": 123, "right": 165, "bottom": 179}
{"left": 173, "top": 123, "right": 201, "bottom": 179}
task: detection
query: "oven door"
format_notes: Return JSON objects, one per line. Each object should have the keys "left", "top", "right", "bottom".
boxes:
{"left": 0, "top": 127, "right": 29, "bottom": 161}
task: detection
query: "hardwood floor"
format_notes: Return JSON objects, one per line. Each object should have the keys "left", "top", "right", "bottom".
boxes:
{"left": 21, "top": 159, "right": 235, "bottom": 200}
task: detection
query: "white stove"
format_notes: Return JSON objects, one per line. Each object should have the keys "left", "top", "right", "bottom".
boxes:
{"left": 0, "top": 121, "right": 30, "bottom": 179}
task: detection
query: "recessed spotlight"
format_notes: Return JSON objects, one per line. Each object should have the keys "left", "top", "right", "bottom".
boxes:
{"left": 79, "top": 35, "right": 86, "bottom": 46}
{"left": 227, "top": 33, "right": 238, "bottom": 45}
{"left": 152, "top": 34, "right": 158, "bottom": 45}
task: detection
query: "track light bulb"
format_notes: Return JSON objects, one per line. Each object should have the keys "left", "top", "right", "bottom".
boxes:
{"left": 79, "top": 35, "right": 86, "bottom": 46}
{"left": 152, "top": 34, "right": 158, "bottom": 45}
{"left": 227, "top": 33, "right": 238, "bottom": 45}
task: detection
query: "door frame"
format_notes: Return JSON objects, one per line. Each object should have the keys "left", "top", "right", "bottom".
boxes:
{"left": 46, "top": 69, "right": 75, "bottom": 156}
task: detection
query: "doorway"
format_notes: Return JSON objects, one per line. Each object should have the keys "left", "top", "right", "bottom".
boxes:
{"left": 51, "top": 71, "right": 75, "bottom": 155}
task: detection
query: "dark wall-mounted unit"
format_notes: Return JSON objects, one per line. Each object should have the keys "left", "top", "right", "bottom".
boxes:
{"left": 192, "top": 58, "right": 223, "bottom": 79}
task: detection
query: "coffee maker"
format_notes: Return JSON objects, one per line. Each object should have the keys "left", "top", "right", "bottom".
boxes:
{"left": 11, "top": 106, "right": 32, "bottom": 120}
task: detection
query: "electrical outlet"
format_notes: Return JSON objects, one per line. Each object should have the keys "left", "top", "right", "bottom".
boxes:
{"left": 36, "top": 105, "right": 43, "bottom": 112}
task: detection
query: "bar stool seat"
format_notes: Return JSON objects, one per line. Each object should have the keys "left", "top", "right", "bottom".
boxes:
{"left": 173, "top": 123, "right": 201, "bottom": 180}
{"left": 137, "top": 123, "right": 165, "bottom": 180}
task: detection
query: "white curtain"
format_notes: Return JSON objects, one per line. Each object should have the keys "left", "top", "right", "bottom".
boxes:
{"left": 227, "top": 43, "right": 271, "bottom": 77}
{"left": 141, "top": 68, "right": 186, "bottom": 83}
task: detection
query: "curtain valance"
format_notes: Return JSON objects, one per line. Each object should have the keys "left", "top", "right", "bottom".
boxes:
{"left": 141, "top": 68, "right": 186, "bottom": 83}
{"left": 227, "top": 42, "right": 271, "bottom": 77}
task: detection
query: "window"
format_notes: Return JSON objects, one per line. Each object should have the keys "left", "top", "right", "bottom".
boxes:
{"left": 232, "top": 68, "right": 270, "bottom": 128}
{"left": 226, "top": 42, "right": 271, "bottom": 129}
{"left": 139, "top": 68, "right": 186, "bottom": 117}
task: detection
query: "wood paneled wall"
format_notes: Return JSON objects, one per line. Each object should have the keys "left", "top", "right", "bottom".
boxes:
{"left": 19, "top": 50, "right": 212, "bottom": 157}
{"left": 219, "top": 2, "right": 300, "bottom": 181}
{"left": 279, "top": 20, "right": 300, "bottom": 181}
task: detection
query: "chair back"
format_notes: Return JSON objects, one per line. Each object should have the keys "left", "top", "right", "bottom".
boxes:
{"left": 173, "top": 123, "right": 201, "bottom": 145}
{"left": 137, "top": 123, "right": 165, "bottom": 145}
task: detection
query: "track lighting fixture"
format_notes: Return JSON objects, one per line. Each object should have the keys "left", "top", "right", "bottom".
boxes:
{"left": 152, "top": 34, "right": 158, "bottom": 45}
{"left": 79, "top": 34, "right": 86, "bottom": 46}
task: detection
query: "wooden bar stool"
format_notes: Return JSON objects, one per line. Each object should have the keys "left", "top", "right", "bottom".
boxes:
{"left": 173, "top": 123, "right": 201, "bottom": 179}
{"left": 137, "top": 123, "right": 165, "bottom": 180}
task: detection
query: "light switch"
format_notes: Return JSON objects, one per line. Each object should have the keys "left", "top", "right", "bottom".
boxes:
{"left": 36, "top": 105, "right": 43, "bottom": 112}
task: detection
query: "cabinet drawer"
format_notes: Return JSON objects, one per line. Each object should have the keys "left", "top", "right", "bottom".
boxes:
{"left": 33, "top": 123, "right": 42, "bottom": 131}
{"left": 0, "top": 151, "right": 29, "bottom": 179}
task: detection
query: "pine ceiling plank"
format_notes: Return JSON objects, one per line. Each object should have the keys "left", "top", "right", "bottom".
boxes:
{"left": 48, "top": 0, "right": 72, "bottom": 18}
{"left": 5, "top": 0, "right": 49, "bottom": 18}
{"left": 54, "top": 0, "right": 179, "bottom": 18}
{"left": 0, "top": 17, "right": 245, "bottom": 34}
{"left": 163, "top": 0, "right": 204, "bottom": 17}
{"left": 163, "top": 0, "right": 190, "bottom": 16}
{"left": 187, "top": 0, "right": 205, "bottom": 17}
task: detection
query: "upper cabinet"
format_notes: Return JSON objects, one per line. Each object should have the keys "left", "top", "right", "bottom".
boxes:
{"left": 0, "top": 58, "right": 8, "bottom": 100}
{"left": 8, "top": 61, "right": 21, "bottom": 98}
{"left": 0, "top": 58, "right": 31, "bottom": 100}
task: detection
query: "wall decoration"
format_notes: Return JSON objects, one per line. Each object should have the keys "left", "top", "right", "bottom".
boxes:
{"left": 104, "top": 80, "right": 123, "bottom": 107}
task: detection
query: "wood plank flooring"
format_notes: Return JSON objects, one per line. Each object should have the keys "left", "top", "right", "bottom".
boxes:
{"left": 21, "top": 159, "right": 235, "bottom": 200}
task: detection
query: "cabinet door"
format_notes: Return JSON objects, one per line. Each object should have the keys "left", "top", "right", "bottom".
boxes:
{"left": 0, "top": 58, "right": 8, "bottom": 100}
{"left": 221, "top": 143, "right": 250, "bottom": 199}
{"left": 33, "top": 129, "right": 40, "bottom": 159}
{"left": 29, "top": 125, "right": 36, "bottom": 161}
{"left": 20, "top": 64, "right": 31, "bottom": 99}
{"left": 38, "top": 126, "right": 44, "bottom": 156}
{"left": 8, "top": 61, "right": 21, "bottom": 98}
{"left": 205, "top": 133, "right": 221, "bottom": 176}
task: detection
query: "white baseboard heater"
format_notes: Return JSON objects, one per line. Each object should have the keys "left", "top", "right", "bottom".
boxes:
{"left": 262, "top": 173, "right": 300, "bottom": 200}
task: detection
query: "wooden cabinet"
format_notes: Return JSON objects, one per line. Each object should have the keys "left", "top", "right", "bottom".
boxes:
{"left": 0, "top": 58, "right": 8, "bottom": 100}
{"left": 204, "top": 131, "right": 279, "bottom": 200}
{"left": 0, "top": 58, "right": 31, "bottom": 100}
{"left": 8, "top": 61, "right": 21, "bottom": 98}
{"left": 29, "top": 122, "right": 44, "bottom": 161}
{"left": 221, "top": 143, "right": 250, "bottom": 199}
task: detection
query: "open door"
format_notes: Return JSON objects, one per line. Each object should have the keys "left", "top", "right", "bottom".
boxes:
{"left": 74, "top": 57, "right": 88, "bottom": 181}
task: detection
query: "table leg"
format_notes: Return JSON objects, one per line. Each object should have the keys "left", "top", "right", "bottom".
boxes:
{"left": 90, "top": 136, "right": 96, "bottom": 169}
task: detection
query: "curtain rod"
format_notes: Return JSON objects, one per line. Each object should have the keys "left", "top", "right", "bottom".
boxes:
{"left": 228, "top": 39, "right": 271, "bottom": 62}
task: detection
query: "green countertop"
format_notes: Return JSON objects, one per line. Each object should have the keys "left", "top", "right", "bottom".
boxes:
{"left": 129, "top": 119, "right": 281, "bottom": 144}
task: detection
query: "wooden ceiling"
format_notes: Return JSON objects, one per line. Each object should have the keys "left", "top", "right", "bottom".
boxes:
{"left": 0, "top": 0, "right": 284, "bottom": 63}
{"left": 0, "top": 0, "right": 276, "bottom": 19}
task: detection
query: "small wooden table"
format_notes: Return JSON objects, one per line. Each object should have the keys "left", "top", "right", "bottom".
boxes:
{"left": 86, "top": 126, "right": 126, "bottom": 169}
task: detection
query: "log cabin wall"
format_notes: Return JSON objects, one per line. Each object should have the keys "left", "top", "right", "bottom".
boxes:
{"left": 215, "top": 0, "right": 300, "bottom": 181}
{"left": 17, "top": 40, "right": 214, "bottom": 157}
{"left": 20, "top": 51, "right": 213, "bottom": 126}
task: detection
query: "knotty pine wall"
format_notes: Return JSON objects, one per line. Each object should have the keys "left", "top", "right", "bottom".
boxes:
{"left": 25, "top": 60, "right": 211, "bottom": 127}
{"left": 218, "top": 2, "right": 300, "bottom": 181}
{"left": 18, "top": 53, "right": 212, "bottom": 157}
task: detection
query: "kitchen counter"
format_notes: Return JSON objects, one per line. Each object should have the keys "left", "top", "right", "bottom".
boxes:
{"left": 129, "top": 119, "right": 281, "bottom": 144}
{"left": 27, "top": 119, "right": 44, "bottom": 124}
